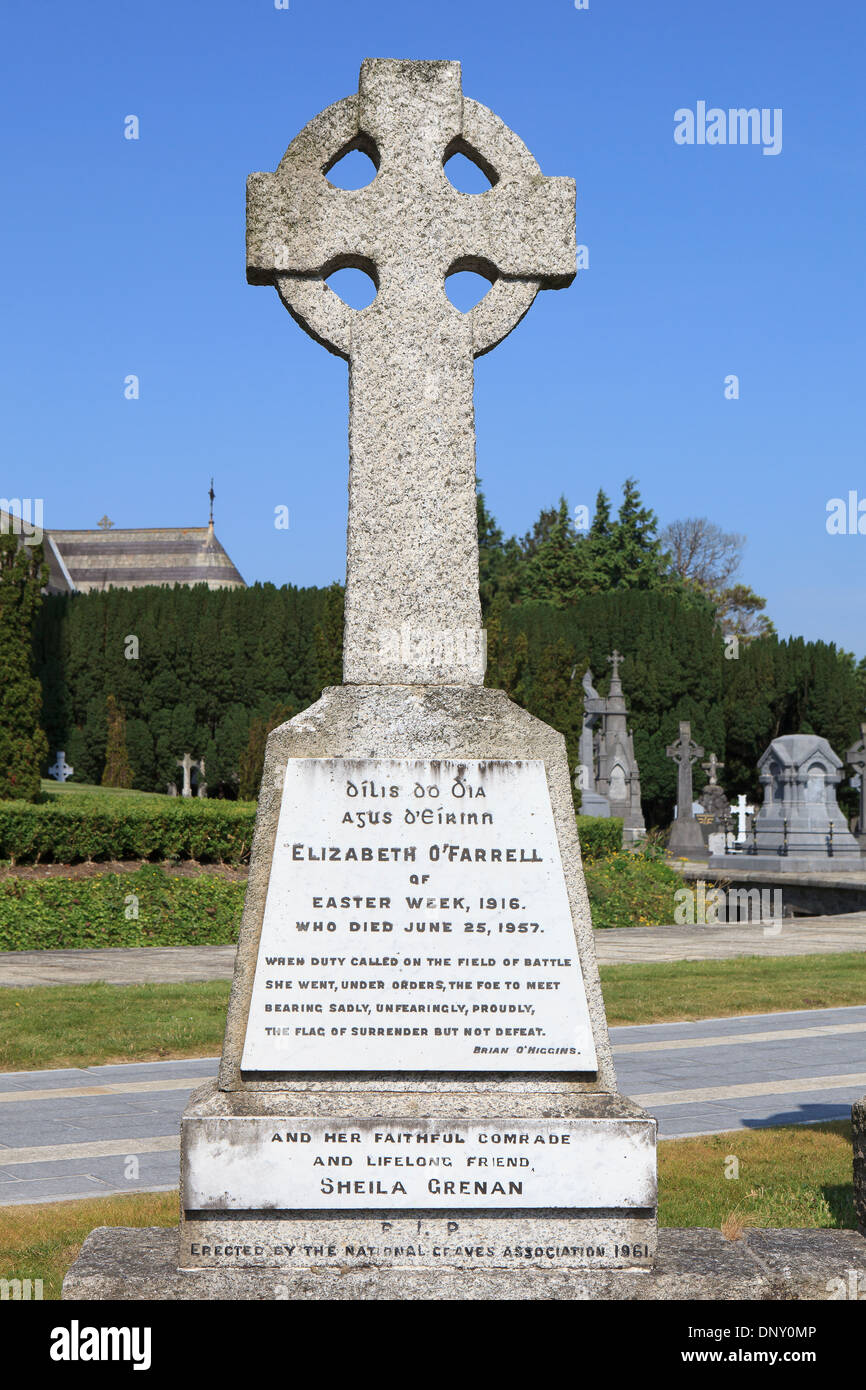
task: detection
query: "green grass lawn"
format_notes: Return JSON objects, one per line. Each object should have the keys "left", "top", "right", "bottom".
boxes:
{"left": 600, "top": 951, "right": 866, "bottom": 1026}
{"left": 1, "top": 952, "right": 864, "bottom": 1070}
{"left": 0, "top": 1121, "right": 854, "bottom": 1299}
{"left": 0, "top": 981, "right": 231, "bottom": 1070}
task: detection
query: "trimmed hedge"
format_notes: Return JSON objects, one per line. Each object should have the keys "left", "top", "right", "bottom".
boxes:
{"left": 0, "top": 865, "right": 246, "bottom": 951}
{"left": 576, "top": 815, "right": 623, "bottom": 862}
{"left": 0, "top": 800, "right": 256, "bottom": 865}
{"left": 0, "top": 848, "right": 683, "bottom": 949}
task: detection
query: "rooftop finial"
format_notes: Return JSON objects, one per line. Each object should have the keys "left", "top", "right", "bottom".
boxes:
{"left": 208, "top": 478, "right": 215, "bottom": 527}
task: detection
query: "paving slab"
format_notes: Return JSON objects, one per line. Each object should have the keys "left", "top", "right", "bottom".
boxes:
{"left": 0, "top": 944, "right": 236, "bottom": 988}
{"left": 595, "top": 912, "right": 866, "bottom": 963}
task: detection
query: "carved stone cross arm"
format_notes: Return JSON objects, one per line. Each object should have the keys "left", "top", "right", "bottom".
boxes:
{"left": 247, "top": 60, "right": 576, "bottom": 684}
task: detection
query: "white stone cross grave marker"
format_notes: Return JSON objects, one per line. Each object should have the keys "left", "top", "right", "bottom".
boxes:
{"left": 48, "top": 750, "right": 74, "bottom": 782}
{"left": 730, "top": 792, "right": 756, "bottom": 845}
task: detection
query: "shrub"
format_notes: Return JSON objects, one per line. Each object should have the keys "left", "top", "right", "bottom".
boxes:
{"left": 576, "top": 815, "right": 623, "bottom": 861}
{"left": 0, "top": 865, "right": 245, "bottom": 950}
{"left": 583, "top": 842, "right": 682, "bottom": 930}
{"left": 0, "top": 798, "right": 257, "bottom": 865}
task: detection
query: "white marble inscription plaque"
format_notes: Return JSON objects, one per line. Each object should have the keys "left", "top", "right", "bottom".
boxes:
{"left": 183, "top": 1117, "right": 655, "bottom": 1210}
{"left": 240, "top": 759, "right": 597, "bottom": 1072}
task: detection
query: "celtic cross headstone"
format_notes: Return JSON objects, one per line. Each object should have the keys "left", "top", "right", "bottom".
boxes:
{"left": 666, "top": 720, "right": 707, "bottom": 858}
{"left": 47, "top": 751, "right": 74, "bottom": 783}
{"left": 175, "top": 59, "right": 657, "bottom": 1297}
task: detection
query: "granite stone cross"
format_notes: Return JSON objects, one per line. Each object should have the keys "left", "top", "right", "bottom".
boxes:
{"left": 702, "top": 752, "right": 723, "bottom": 786}
{"left": 177, "top": 753, "right": 203, "bottom": 798}
{"left": 247, "top": 59, "right": 575, "bottom": 684}
{"left": 666, "top": 721, "right": 704, "bottom": 821}
{"left": 607, "top": 650, "right": 623, "bottom": 682}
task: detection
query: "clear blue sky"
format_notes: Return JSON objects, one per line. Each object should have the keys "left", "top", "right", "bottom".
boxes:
{"left": 2, "top": 0, "right": 864, "bottom": 655}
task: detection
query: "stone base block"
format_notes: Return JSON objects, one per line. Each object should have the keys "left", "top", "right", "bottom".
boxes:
{"left": 667, "top": 820, "right": 708, "bottom": 860}
{"left": 62, "top": 1226, "right": 866, "bottom": 1301}
{"left": 708, "top": 854, "right": 864, "bottom": 873}
{"left": 179, "top": 1081, "right": 657, "bottom": 1270}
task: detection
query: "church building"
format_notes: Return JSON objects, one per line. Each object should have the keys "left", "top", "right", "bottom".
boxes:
{"left": 1, "top": 486, "right": 245, "bottom": 594}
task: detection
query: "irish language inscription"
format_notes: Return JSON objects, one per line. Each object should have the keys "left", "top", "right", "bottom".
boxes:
{"left": 240, "top": 759, "right": 597, "bottom": 1072}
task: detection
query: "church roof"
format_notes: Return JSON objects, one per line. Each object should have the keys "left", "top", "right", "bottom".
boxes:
{"left": 45, "top": 524, "right": 245, "bottom": 594}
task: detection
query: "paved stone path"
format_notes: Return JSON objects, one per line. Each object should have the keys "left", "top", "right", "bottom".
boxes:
{"left": 1, "top": 1005, "right": 864, "bottom": 1205}
{"left": 594, "top": 912, "right": 866, "bottom": 963}
{"left": 0, "top": 945, "right": 237, "bottom": 988}
{"left": 1, "top": 912, "right": 863, "bottom": 988}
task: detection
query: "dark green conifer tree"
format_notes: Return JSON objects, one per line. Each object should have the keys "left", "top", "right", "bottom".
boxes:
{"left": 0, "top": 533, "right": 49, "bottom": 800}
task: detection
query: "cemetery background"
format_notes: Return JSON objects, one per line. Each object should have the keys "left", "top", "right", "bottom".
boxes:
{"left": 12, "top": 507, "right": 866, "bottom": 822}
{"left": 0, "top": 0, "right": 865, "bottom": 1306}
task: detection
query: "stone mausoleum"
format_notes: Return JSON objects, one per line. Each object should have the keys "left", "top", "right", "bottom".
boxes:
{"left": 709, "top": 733, "right": 862, "bottom": 872}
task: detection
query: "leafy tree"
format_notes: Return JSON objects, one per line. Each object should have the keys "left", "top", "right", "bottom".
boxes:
{"left": 481, "top": 480, "right": 676, "bottom": 610}
{"left": 125, "top": 718, "right": 155, "bottom": 791}
{"left": 101, "top": 694, "right": 133, "bottom": 789}
{"left": 238, "top": 703, "right": 294, "bottom": 801}
{"left": 716, "top": 584, "right": 775, "bottom": 641}
{"left": 519, "top": 499, "right": 581, "bottom": 606}
{"left": 0, "top": 533, "right": 49, "bottom": 799}
{"left": 661, "top": 516, "right": 773, "bottom": 641}
{"left": 602, "top": 478, "right": 672, "bottom": 591}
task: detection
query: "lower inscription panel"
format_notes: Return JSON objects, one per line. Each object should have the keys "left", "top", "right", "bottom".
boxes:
{"left": 182, "top": 1115, "right": 656, "bottom": 1211}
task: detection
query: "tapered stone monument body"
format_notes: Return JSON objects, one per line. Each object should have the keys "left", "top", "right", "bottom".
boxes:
{"left": 177, "top": 59, "right": 656, "bottom": 1292}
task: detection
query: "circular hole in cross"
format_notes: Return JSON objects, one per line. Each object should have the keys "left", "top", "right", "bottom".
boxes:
{"left": 443, "top": 152, "right": 494, "bottom": 193}
{"left": 324, "top": 139, "right": 379, "bottom": 190}
{"left": 445, "top": 272, "right": 494, "bottom": 312}
{"left": 326, "top": 267, "right": 378, "bottom": 309}
{"left": 445, "top": 256, "right": 497, "bottom": 313}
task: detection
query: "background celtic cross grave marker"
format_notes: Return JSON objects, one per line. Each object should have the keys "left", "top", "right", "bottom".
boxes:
{"left": 247, "top": 58, "right": 575, "bottom": 683}
{"left": 666, "top": 720, "right": 708, "bottom": 859}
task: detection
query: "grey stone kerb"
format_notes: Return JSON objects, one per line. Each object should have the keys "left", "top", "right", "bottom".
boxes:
{"left": 247, "top": 59, "right": 576, "bottom": 685}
